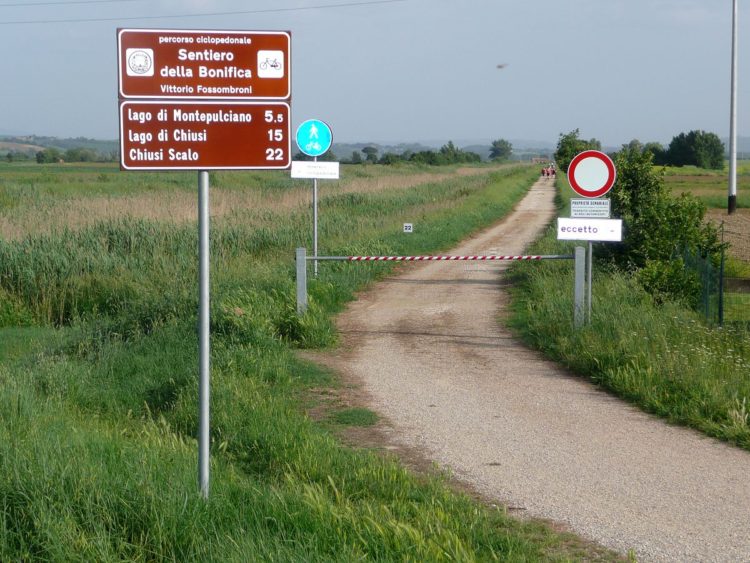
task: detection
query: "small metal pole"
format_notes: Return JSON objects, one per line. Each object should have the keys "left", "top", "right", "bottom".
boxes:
{"left": 313, "top": 157, "right": 319, "bottom": 277}
{"left": 587, "top": 242, "right": 593, "bottom": 323}
{"left": 296, "top": 247, "right": 308, "bottom": 316}
{"left": 719, "top": 225, "right": 725, "bottom": 326}
{"left": 198, "top": 170, "right": 210, "bottom": 499}
{"left": 574, "top": 246, "right": 586, "bottom": 327}
{"left": 729, "top": 0, "right": 738, "bottom": 214}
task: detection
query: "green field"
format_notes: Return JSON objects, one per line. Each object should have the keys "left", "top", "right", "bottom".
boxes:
{"left": 0, "top": 162, "right": 620, "bottom": 561}
{"left": 662, "top": 162, "right": 750, "bottom": 209}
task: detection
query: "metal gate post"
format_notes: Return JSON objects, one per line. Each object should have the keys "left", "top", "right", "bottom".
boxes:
{"left": 296, "top": 247, "right": 308, "bottom": 316}
{"left": 574, "top": 246, "right": 586, "bottom": 327}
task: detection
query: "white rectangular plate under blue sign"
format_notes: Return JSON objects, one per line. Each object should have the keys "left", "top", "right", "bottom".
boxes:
{"left": 571, "top": 198, "right": 610, "bottom": 218}
{"left": 557, "top": 218, "right": 622, "bottom": 242}
{"left": 291, "top": 160, "right": 340, "bottom": 179}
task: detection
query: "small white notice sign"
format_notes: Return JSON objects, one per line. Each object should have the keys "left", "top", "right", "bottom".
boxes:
{"left": 571, "top": 198, "right": 610, "bottom": 218}
{"left": 403, "top": 223, "right": 413, "bottom": 233}
{"left": 291, "top": 160, "right": 340, "bottom": 179}
{"left": 557, "top": 218, "right": 622, "bottom": 242}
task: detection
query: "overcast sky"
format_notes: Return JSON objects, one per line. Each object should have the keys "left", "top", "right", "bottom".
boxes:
{"left": 0, "top": 0, "right": 747, "bottom": 147}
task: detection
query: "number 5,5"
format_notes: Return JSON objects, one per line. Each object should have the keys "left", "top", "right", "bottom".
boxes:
{"left": 264, "top": 111, "right": 284, "bottom": 123}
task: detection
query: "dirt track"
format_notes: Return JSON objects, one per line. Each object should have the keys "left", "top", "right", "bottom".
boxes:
{"left": 312, "top": 177, "right": 750, "bottom": 561}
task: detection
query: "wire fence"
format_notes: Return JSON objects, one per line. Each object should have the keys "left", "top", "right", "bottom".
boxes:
{"left": 687, "top": 224, "right": 750, "bottom": 327}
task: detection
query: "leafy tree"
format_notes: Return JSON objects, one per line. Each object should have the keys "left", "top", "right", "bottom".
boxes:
{"left": 666, "top": 130, "right": 724, "bottom": 169}
{"left": 6, "top": 150, "right": 31, "bottom": 162}
{"left": 642, "top": 142, "right": 667, "bottom": 165}
{"left": 489, "top": 139, "right": 513, "bottom": 161}
{"left": 602, "top": 143, "right": 724, "bottom": 305}
{"left": 408, "top": 143, "right": 480, "bottom": 166}
{"left": 318, "top": 149, "right": 337, "bottom": 162}
{"left": 378, "top": 152, "right": 405, "bottom": 165}
{"left": 350, "top": 150, "right": 362, "bottom": 164}
{"left": 362, "top": 146, "right": 378, "bottom": 163}
{"left": 553, "top": 129, "right": 601, "bottom": 172}
{"left": 64, "top": 147, "right": 97, "bottom": 162}
{"left": 35, "top": 147, "right": 62, "bottom": 164}
{"left": 439, "top": 141, "right": 461, "bottom": 163}
{"left": 622, "top": 139, "right": 643, "bottom": 154}
{"left": 438, "top": 142, "right": 481, "bottom": 164}
{"left": 693, "top": 131, "right": 725, "bottom": 169}
{"left": 409, "top": 150, "right": 439, "bottom": 165}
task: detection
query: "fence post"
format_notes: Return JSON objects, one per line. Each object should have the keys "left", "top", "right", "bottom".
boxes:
{"left": 296, "top": 247, "right": 308, "bottom": 316}
{"left": 719, "top": 244, "right": 725, "bottom": 326}
{"left": 574, "top": 246, "right": 586, "bottom": 327}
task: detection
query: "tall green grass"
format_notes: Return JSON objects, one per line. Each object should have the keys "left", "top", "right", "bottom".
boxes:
{"left": 0, "top": 165, "right": 618, "bottom": 561}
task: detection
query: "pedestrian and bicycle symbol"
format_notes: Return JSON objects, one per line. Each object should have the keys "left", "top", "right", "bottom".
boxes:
{"left": 295, "top": 119, "right": 332, "bottom": 157}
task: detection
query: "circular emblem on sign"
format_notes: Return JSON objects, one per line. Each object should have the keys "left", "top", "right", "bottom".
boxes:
{"left": 295, "top": 119, "right": 332, "bottom": 157}
{"left": 567, "top": 150, "right": 617, "bottom": 198}
{"left": 127, "top": 49, "right": 153, "bottom": 75}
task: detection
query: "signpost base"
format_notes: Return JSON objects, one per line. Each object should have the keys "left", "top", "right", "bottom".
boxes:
{"left": 574, "top": 246, "right": 586, "bottom": 327}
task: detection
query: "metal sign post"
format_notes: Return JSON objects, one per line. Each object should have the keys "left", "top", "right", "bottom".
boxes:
{"left": 574, "top": 246, "right": 586, "bottom": 327}
{"left": 587, "top": 241, "right": 593, "bottom": 323}
{"left": 295, "top": 119, "right": 333, "bottom": 278}
{"left": 561, "top": 151, "right": 619, "bottom": 326}
{"left": 313, "top": 161, "right": 319, "bottom": 276}
{"left": 118, "top": 27, "right": 292, "bottom": 499}
{"left": 198, "top": 171, "right": 210, "bottom": 499}
{"left": 728, "top": 0, "right": 738, "bottom": 215}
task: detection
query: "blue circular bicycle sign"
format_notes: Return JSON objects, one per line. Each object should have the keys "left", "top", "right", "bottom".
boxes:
{"left": 295, "top": 119, "right": 332, "bottom": 157}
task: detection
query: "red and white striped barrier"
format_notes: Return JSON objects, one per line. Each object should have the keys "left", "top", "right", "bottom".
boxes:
{"left": 295, "top": 247, "right": 585, "bottom": 326}
{"left": 347, "top": 255, "right": 545, "bottom": 261}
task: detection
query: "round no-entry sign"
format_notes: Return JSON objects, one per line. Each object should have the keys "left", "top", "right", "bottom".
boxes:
{"left": 567, "top": 150, "right": 616, "bottom": 198}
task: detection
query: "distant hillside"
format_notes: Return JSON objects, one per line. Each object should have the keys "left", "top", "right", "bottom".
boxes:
{"left": 0, "top": 140, "right": 46, "bottom": 154}
{"left": 332, "top": 141, "right": 435, "bottom": 159}
{"left": 0, "top": 135, "right": 118, "bottom": 156}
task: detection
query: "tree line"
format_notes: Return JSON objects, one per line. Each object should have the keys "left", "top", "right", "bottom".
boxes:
{"left": 5, "top": 147, "right": 119, "bottom": 163}
{"left": 295, "top": 139, "right": 514, "bottom": 166}
{"left": 11, "top": 137, "right": 518, "bottom": 166}
{"left": 554, "top": 128, "right": 725, "bottom": 172}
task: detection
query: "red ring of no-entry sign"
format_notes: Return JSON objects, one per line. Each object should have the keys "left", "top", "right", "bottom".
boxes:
{"left": 567, "top": 150, "right": 616, "bottom": 198}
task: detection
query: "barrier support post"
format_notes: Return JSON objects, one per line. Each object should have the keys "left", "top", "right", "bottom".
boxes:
{"left": 574, "top": 246, "right": 586, "bottom": 327}
{"left": 296, "top": 247, "right": 308, "bottom": 316}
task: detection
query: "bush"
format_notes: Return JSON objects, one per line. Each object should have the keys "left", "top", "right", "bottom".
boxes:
{"left": 601, "top": 142, "right": 724, "bottom": 305}
{"left": 665, "top": 130, "right": 725, "bottom": 170}
{"left": 553, "top": 129, "right": 602, "bottom": 172}
{"left": 635, "top": 258, "right": 702, "bottom": 307}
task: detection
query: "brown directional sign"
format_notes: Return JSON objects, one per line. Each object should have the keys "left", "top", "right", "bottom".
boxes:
{"left": 118, "top": 29, "right": 290, "bottom": 100}
{"left": 119, "top": 100, "right": 290, "bottom": 170}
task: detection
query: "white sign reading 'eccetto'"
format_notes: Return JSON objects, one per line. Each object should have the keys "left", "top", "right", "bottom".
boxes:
{"left": 557, "top": 218, "right": 622, "bottom": 242}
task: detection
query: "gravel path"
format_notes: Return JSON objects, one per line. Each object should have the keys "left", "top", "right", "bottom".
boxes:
{"left": 314, "top": 177, "right": 750, "bottom": 561}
